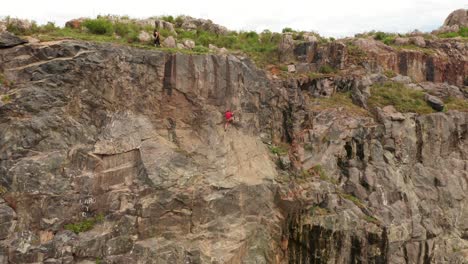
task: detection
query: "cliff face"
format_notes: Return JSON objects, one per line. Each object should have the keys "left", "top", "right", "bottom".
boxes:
{"left": 0, "top": 38, "right": 467, "bottom": 264}
{"left": 287, "top": 38, "right": 467, "bottom": 87}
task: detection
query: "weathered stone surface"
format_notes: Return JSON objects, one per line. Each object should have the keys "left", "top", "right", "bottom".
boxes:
{"left": 0, "top": 32, "right": 27, "bottom": 48}
{"left": 183, "top": 39, "right": 195, "bottom": 49}
{"left": 278, "top": 33, "right": 295, "bottom": 62}
{"left": 410, "top": 36, "right": 426, "bottom": 47}
{"left": 394, "top": 37, "right": 409, "bottom": 45}
{"left": 177, "top": 16, "right": 228, "bottom": 35}
{"left": 162, "top": 36, "right": 176, "bottom": 48}
{"left": 443, "top": 9, "right": 468, "bottom": 27}
{"left": 137, "top": 31, "right": 151, "bottom": 43}
{"left": 154, "top": 19, "right": 177, "bottom": 35}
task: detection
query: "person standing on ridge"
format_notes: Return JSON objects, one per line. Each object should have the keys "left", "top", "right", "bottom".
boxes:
{"left": 224, "top": 110, "right": 234, "bottom": 131}
{"left": 153, "top": 29, "right": 160, "bottom": 47}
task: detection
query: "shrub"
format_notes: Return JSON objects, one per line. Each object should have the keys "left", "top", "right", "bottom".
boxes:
{"left": 374, "top": 31, "right": 389, "bottom": 40}
{"left": 368, "top": 82, "right": 434, "bottom": 114}
{"left": 282, "top": 27, "right": 294, "bottom": 33}
{"left": 39, "top": 22, "right": 57, "bottom": 33}
{"left": 319, "top": 64, "right": 335, "bottom": 74}
{"left": 383, "top": 70, "right": 397, "bottom": 78}
{"left": 83, "top": 18, "right": 114, "bottom": 35}
{"left": 269, "top": 145, "right": 288, "bottom": 155}
{"left": 64, "top": 214, "right": 104, "bottom": 234}
{"left": 160, "top": 15, "right": 174, "bottom": 23}
{"left": 192, "top": 45, "right": 209, "bottom": 53}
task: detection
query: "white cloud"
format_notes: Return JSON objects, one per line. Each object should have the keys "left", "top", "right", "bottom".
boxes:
{"left": 1, "top": 0, "right": 466, "bottom": 37}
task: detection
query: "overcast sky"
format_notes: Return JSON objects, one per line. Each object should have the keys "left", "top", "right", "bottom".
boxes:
{"left": 1, "top": 0, "right": 467, "bottom": 37}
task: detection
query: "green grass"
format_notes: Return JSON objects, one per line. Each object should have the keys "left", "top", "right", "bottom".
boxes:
{"left": 311, "top": 164, "right": 338, "bottom": 184}
{"left": 340, "top": 193, "right": 364, "bottom": 208}
{"left": 1, "top": 94, "right": 11, "bottom": 103}
{"left": 319, "top": 64, "right": 336, "bottom": 74}
{"left": 269, "top": 145, "right": 288, "bottom": 155}
{"left": 444, "top": 97, "right": 468, "bottom": 112}
{"left": 10, "top": 15, "right": 285, "bottom": 67}
{"left": 0, "top": 185, "right": 7, "bottom": 195}
{"left": 383, "top": 70, "right": 397, "bottom": 78}
{"left": 438, "top": 27, "right": 468, "bottom": 38}
{"left": 363, "top": 215, "right": 380, "bottom": 225}
{"left": 390, "top": 44, "right": 436, "bottom": 55}
{"left": 310, "top": 92, "right": 369, "bottom": 116}
{"left": 368, "top": 82, "right": 434, "bottom": 114}
{"left": 64, "top": 214, "right": 104, "bottom": 234}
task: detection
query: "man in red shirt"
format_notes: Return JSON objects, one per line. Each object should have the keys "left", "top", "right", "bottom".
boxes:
{"left": 224, "top": 110, "right": 234, "bottom": 131}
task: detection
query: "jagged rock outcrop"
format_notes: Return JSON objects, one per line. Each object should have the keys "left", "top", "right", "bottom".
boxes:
{"left": 0, "top": 29, "right": 467, "bottom": 264}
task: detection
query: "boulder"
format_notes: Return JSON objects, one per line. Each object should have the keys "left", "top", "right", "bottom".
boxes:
{"left": 410, "top": 36, "right": 426, "bottom": 47}
{"left": 303, "top": 33, "right": 318, "bottom": 42}
{"left": 443, "top": 9, "right": 468, "bottom": 27}
{"left": 0, "top": 32, "right": 27, "bottom": 48}
{"left": 162, "top": 36, "right": 176, "bottom": 48}
{"left": 287, "top": 64, "right": 296, "bottom": 73}
{"left": 391, "top": 74, "right": 412, "bottom": 84}
{"left": 183, "top": 39, "right": 195, "bottom": 49}
{"left": 154, "top": 19, "right": 177, "bottom": 35}
{"left": 394, "top": 37, "right": 410, "bottom": 46}
{"left": 65, "top": 18, "right": 86, "bottom": 29}
{"left": 424, "top": 94, "right": 444, "bottom": 111}
{"left": 279, "top": 155, "right": 291, "bottom": 170}
{"left": 138, "top": 31, "right": 151, "bottom": 43}
{"left": 209, "top": 44, "right": 219, "bottom": 52}
{"left": 176, "top": 43, "right": 185, "bottom": 49}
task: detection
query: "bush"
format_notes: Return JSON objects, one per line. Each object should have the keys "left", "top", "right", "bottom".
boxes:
{"left": 64, "top": 214, "right": 104, "bottom": 234}
{"left": 83, "top": 18, "right": 114, "bottom": 35}
{"left": 39, "top": 22, "right": 57, "bottom": 33}
{"left": 269, "top": 145, "right": 288, "bottom": 155}
{"left": 192, "top": 45, "right": 209, "bottom": 53}
{"left": 160, "top": 15, "right": 174, "bottom": 23}
{"left": 374, "top": 31, "right": 389, "bottom": 40}
{"left": 282, "top": 27, "right": 294, "bottom": 33}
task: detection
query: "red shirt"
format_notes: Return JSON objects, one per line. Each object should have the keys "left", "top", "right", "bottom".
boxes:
{"left": 225, "top": 111, "right": 233, "bottom": 120}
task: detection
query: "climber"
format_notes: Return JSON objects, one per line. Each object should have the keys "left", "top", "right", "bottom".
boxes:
{"left": 153, "top": 29, "right": 160, "bottom": 47}
{"left": 224, "top": 110, "right": 234, "bottom": 131}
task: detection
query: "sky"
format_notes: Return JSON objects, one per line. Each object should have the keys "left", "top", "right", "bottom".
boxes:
{"left": 1, "top": 0, "right": 467, "bottom": 37}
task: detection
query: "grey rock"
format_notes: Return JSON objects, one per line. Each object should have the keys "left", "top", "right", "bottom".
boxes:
{"left": 162, "top": 36, "right": 176, "bottom": 48}
{"left": 0, "top": 31, "right": 27, "bottom": 48}
{"left": 424, "top": 93, "right": 445, "bottom": 111}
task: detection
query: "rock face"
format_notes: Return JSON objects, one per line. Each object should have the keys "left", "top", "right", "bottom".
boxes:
{"left": 0, "top": 38, "right": 467, "bottom": 263}
{"left": 290, "top": 37, "right": 467, "bottom": 86}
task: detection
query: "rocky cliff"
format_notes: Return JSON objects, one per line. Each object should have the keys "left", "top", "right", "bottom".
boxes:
{"left": 0, "top": 19, "right": 467, "bottom": 264}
